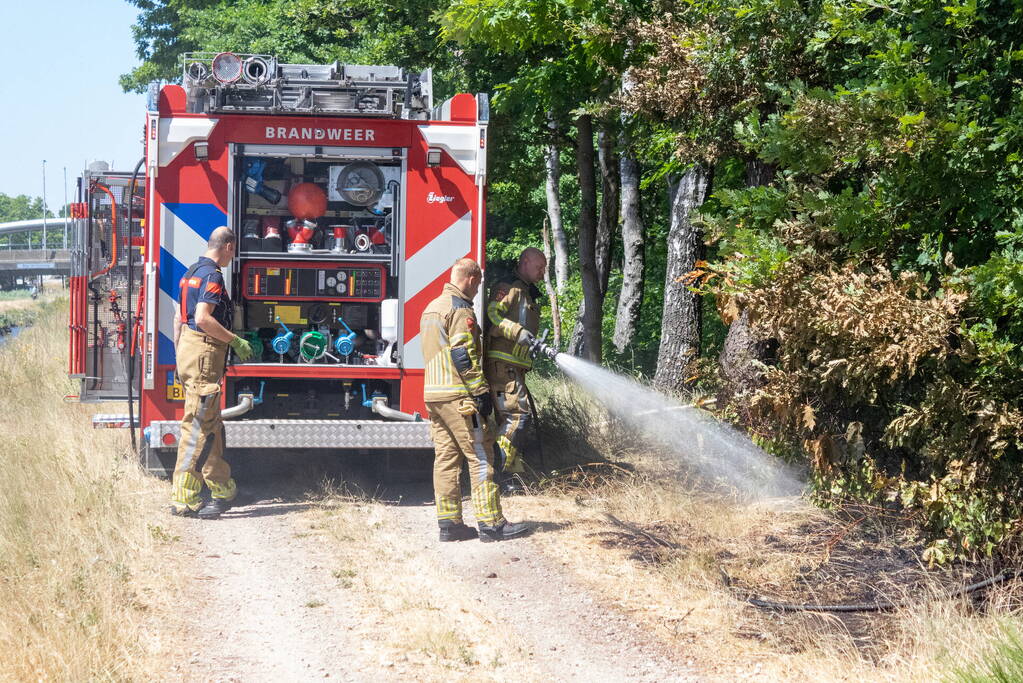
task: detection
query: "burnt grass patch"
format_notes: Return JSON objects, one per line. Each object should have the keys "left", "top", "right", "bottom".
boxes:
{"left": 590, "top": 503, "right": 1014, "bottom": 660}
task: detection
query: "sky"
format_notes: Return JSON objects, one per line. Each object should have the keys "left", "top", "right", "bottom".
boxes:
{"left": 0, "top": 1, "right": 147, "bottom": 205}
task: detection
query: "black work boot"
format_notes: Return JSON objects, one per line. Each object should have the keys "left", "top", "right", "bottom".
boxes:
{"left": 499, "top": 475, "right": 526, "bottom": 496}
{"left": 198, "top": 497, "right": 232, "bottom": 519}
{"left": 168, "top": 505, "right": 199, "bottom": 518}
{"left": 439, "top": 522, "right": 478, "bottom": 542}
{"left": 478, "top": 520, "right": 531, "bottom": 543}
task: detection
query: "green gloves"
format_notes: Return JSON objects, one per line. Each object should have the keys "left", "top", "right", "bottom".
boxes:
{"left": 229, "top": 335, "right": 254, "bottom": 361}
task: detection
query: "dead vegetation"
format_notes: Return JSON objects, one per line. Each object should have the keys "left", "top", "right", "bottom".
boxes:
{"left": 517, "top": 372, "right": 1023, "bottom": 680}
{"left": 0, "top": 295, "right": 175, "bottom": 679}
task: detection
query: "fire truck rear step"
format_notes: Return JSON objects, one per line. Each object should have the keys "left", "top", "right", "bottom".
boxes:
{"left": 147, "top": 419, "right": 432, "bottom": 450}
{"left": 93, "top": 414, "right": 140, "bottom": 429}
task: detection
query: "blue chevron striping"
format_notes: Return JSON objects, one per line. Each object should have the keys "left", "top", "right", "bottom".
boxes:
{"left": 158, "top": 331, "right": 176, "bottom": 366}
{"left": 164, "top": 203, "right": 227, "bottom": 242}
{"left": 159, "top": 247, "right": 187, "bottom": 298}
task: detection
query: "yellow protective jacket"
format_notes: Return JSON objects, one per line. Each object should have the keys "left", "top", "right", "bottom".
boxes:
{"left": 486, "top": 276, "right": 541, "bottom": 369}
{"left": 421, "top": 282, "right": 489, "bottom": 402}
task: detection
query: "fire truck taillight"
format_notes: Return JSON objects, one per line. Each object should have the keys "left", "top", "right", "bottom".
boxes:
{"left": 161, "top": 432, "right": 177, "bottom": 446}
{"left": 212, "top": 52, "right": 243, "bottom": 84}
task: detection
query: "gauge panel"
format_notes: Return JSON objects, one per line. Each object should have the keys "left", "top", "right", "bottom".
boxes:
{"left": 242, "top": 261, "right": 385, "bottom": 302}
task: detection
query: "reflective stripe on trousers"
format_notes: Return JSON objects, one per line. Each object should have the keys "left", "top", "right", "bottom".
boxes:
{"left": 427, "top": 399, "right": 503, "bottom": 527}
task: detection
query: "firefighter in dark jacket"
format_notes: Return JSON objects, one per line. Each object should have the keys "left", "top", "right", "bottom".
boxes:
{"left": 485, "top": 247, "right": 546, "bottom": 494}
{"left": 421, "top": 258, "right": 530, "bottom": 542}
{"left": 169, "top": 227, "right": 253, "bottom": 519}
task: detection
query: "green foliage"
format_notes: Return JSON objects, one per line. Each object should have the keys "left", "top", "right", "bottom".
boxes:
{"left": 661, "top": 0, "right": 1023, "bottom": 559}
{"left": 952, "top": 626, "right": 1023, "bottom": 683}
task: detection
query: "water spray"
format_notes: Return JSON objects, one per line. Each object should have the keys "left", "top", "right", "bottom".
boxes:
{"left": 547, "top": 345, "right": 803, "bottom": 500}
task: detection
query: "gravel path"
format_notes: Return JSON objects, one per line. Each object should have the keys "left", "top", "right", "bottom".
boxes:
{"left": 168, "top": 485, "right": 699, "bottom": 682}
{"left": 167, "top": 498, "right": 376, "bottom": 683}
{"left": 388, "top": 496, "right": 699, "bottom": 682}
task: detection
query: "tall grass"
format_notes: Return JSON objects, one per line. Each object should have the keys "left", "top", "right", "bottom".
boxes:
{"left": 0, "top": 297, "right": 168, "bottom": 679}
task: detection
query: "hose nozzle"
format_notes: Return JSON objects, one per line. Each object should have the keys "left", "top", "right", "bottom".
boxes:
{"left": 527, "top": 328, "right": 559, "bottom": 361}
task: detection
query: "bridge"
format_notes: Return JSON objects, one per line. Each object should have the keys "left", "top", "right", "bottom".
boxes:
{"left": 0, "top": 218, "right": 72, "bottom": 289}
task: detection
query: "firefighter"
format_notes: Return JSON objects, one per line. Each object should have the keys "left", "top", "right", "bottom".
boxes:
{"left": 422, "top": 258, "right": 530, "bottom": 542}
{"left": 485, "top": 247, "right": 546, "bottom": 495}
{"left": 169, "top": 227, "right": 253, "bottom": 519}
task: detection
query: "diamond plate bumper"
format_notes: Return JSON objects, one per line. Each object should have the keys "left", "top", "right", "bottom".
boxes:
{"left": 148, "top": 419, "right": 433, "bottom": 450}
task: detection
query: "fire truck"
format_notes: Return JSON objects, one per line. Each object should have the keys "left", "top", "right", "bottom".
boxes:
{"left": 69, "top": 53, "right": 489, "bottom": 474}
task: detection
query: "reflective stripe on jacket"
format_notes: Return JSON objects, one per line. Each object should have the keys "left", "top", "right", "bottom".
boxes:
{"left": 486, "top": 277, "right": 540, "bottom": 369}
{"left": 421, "top": 282, "right": 488, "bottom": 402}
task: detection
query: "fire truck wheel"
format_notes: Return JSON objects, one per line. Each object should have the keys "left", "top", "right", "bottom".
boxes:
{"left": 140, "top": 440, "right": 175, "bottom": 480}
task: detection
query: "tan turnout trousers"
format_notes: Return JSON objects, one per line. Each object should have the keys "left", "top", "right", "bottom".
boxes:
{"left": 428, "top": 399, "right": 504, "bottom": 527}
{"left": 171, "top": 327, "right": 236, "bottom": 511}
{"left": 485, "top": 358, "right": 530, "bottom": 474}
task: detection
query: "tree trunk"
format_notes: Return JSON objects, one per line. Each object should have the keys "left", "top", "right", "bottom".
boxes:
{"left": 571, "top": 114, "right": 602, "bottom": 362}
{"left": 541, "top": 216, "right": 562, "bottom": 350}
{"left": 718, "top": 158, "right": 776, "bottom": 398}
{"left": 545, "top": 116, "right": 569, "bottom": 294}
{"left": 718, "top": 307, "right": 771, "bottom": 399}
{"left": 653, "top": 164, "right": 712, "bottom": 392}
{"left": 612, "top": 128, "right": 644, "bottom": 354}
{"left": 745, "top": 158, "right": 775, "bottom": 187}
{"left": 596, "top": 124, "right": 619, "bottom": 296}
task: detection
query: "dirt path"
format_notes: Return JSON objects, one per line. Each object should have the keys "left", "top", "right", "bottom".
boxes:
{"left": 168, "top": 496, "right": 375, "bottom": 682}
{"left": 167, "top": 483, "right": 699, "bottom": 681}
{"left": 385, "top": 496, "right": 699, "bottom": 681}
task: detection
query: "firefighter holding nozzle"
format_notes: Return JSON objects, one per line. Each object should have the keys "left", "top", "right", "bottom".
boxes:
{"left": 485, "top": 247, "right": 546, "bottom": 495}
{"left": 421, "top": 258, "right": 530, "bottom": 542}
{"left": 169, "top": 227, "right": 253, "bottom": 519}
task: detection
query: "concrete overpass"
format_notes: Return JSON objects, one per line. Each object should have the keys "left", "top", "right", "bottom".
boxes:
{"left": 0, "top": 218, "right": 72, "bottom": 289}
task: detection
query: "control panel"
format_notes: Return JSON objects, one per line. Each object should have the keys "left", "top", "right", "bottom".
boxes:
{"left": 242, "top": 261, "right": 385, "bottom": 302}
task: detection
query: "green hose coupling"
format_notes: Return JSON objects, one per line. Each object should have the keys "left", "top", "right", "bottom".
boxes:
{"left": 299, "top": 329, "right": 329, "bottom": 361}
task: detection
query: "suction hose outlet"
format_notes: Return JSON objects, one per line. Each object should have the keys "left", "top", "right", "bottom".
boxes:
{"left": 222, "top": 381, "right": 265, "bottom": 420}
{"left": 370, "top": 395, "right": 422, "bottom": 422}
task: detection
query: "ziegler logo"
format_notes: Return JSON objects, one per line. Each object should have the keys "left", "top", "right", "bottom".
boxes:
{"left": 427, "top": 192, "right": 455, "bottom": 203}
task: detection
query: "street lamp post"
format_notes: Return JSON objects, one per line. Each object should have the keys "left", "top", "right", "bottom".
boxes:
{"left": 63, "top": 166, "right": 69, "bottom": 250}
{"left": 42, "top": 160, "right": 48, "bottom": 251}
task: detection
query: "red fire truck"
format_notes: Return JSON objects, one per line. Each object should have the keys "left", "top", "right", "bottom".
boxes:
{"left": 69, "top": 53, "right": 489, "bottom": 474}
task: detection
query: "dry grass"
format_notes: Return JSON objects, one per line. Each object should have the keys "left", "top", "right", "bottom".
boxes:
{"left": 515, "top": 373, "right": 1023, "bottom": 681}
{"left": 0, "top": 296, "right": 174, "bottom": 680}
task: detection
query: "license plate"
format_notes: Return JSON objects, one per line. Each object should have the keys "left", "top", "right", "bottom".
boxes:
{"left": 166, "top": 370, "right": 185, "bottom": 401}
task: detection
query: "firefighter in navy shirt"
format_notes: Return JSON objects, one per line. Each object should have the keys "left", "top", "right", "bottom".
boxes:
{"left": 169, "top": 227, "right": 253, "bottom": 519}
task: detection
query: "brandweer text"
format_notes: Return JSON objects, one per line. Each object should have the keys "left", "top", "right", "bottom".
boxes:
{"left": 264, "top": 127, "right": 376, "bottom": 141}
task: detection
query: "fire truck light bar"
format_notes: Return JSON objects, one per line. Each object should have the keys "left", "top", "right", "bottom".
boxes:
{"left": 181, "top": 53, "right": 433, "bottom": 120}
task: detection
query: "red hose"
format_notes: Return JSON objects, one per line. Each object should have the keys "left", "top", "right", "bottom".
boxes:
{"left": 90, "top": 183, "right": 118, "bottom": 278}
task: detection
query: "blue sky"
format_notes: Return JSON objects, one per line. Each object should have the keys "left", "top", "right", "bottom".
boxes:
{"left": 0, "top": 1, "right": 147, "bottom": 204}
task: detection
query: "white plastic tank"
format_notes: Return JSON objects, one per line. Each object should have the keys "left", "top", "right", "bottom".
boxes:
{"left": 379, "top": 299, "right": 399, "bottom": 367}
{"left": 380, "top": 299, "right": 399, "bottom": 344}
